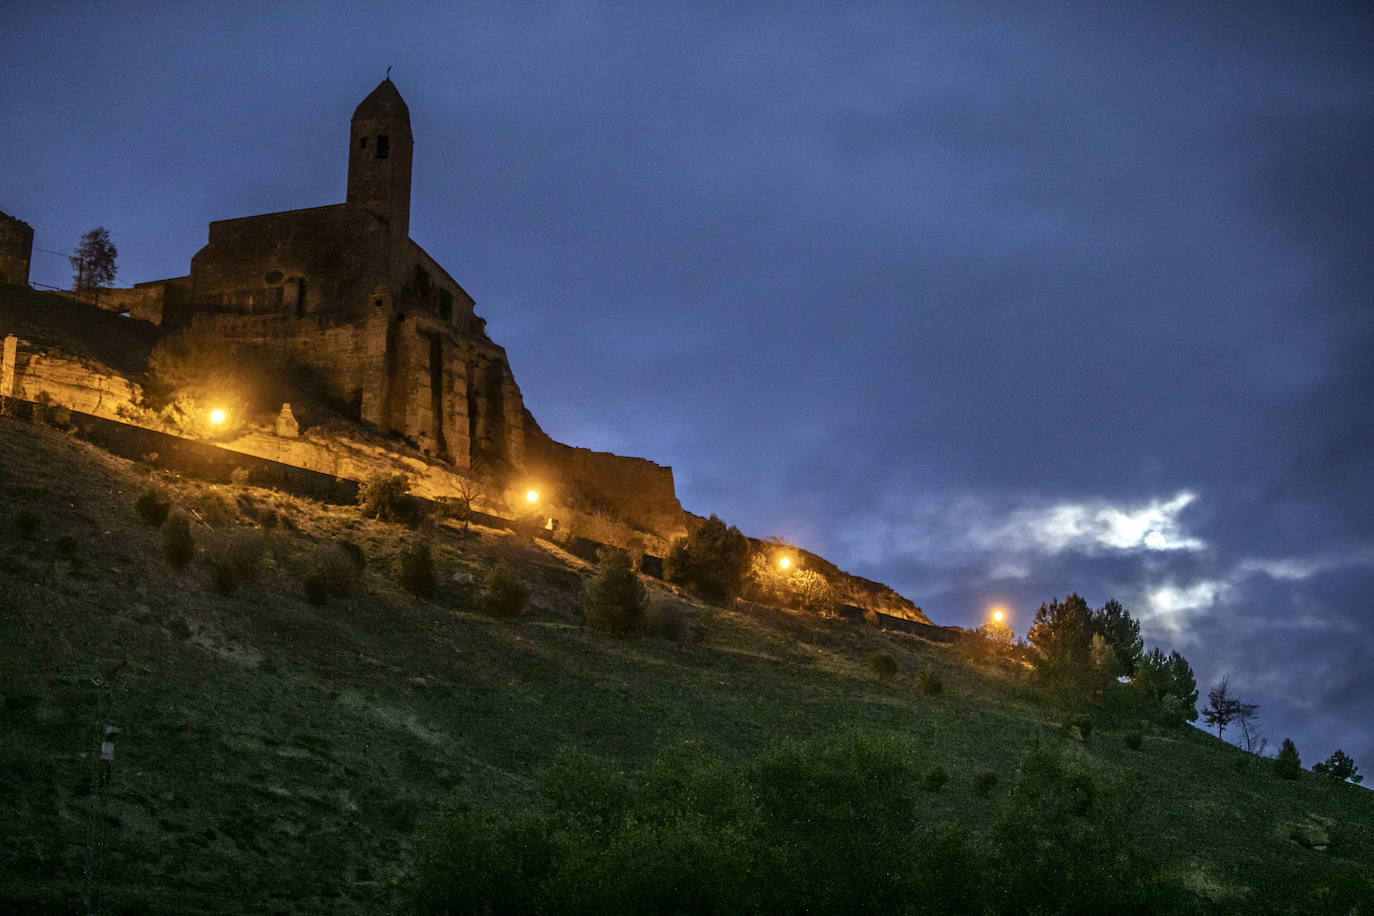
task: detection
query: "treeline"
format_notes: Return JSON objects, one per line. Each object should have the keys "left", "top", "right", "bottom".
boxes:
{"left": 409, "top": 732, "right": 1198, "bottom": 915}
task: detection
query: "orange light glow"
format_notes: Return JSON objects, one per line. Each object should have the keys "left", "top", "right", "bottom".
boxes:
{"left": 208, "top": 409, "right": 227, "bottom": 425}
{"left": 778, "top": 556, "right": 792, "bottom": 570}
{"left": 991, "top": 607, "right": 1006, "bottom": 623}
{"left": 525, "top": 490, "right": 539, "bottom": 503}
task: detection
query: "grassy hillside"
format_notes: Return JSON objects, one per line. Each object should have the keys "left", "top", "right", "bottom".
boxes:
{"left": 2, "top": 416, "right": 1372, "bottom": 913}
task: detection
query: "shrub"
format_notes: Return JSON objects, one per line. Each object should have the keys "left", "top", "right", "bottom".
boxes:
{"left": 1065, "top": 712, "right": 1093, "bottom": 742}
{"left": 917, "top": 669, "right": 944, "bottom": 695}
{"left": 1123, "top": 730, "right": 1143, "bottom": 751}
{"left": 869, "top": 652, "right": 899, "bottom": 680}
{"left": 209, "top": 554, "right": 239, "bottom": 596}
{"left": 161, "top": 513, "right": 195, "bottom": 570}
{"left": 300, "top": 543, "right": 362, "bottom": 604}
{"left": 922, "top": 765, "right": 949, "bottom": 793}
{"left": 10, "top": 507, "right": 40, "bottom": 539}
{"left": 225, "top": 529, "right": 266, "bottom": 580}
{"left": 480, "top": 562, "right": 528, "bottom": 618}
{"left": 969, "top": 770, "right": 999, "bottom": 797}
{"left": 662, "top": 514, "right": 750, "bottom": 605}
{"left": 358, "top": 472, "right": 410, "bottom": 522}
{"left": 398, "top": 541, "right": 436, "bottom": 599}
{"left": 584, "top": 549, "right": 647, "bottom": 636}
{"left": 229, "top": 466, "right": 251, "bottom": 487}
{"left": 1312, "top": 749, "right": 1362, "bottom": 784}
{"left": 1274, "top": 738, "right": 1302, "bottom": 780}
{"left": 642, "top": 600, "right": 700, "bottom": 644}
{"left": 135, "top": 490, "right": 171, "bottom": 527}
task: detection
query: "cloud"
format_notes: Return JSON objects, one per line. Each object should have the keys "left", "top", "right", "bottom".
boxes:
{"left": 1139, "top": 579, "right": 1230, "bottom": 645}
{"left": 967, "top": 491, "right": 1205, "bottom": 557}
{"left": 1237, "top": 544, "right": 1374, "bottom": 582}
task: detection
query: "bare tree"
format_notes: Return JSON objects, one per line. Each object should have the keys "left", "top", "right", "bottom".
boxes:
{"left": 1201, "top": 675, "right": 1258, "bottom": 740}
{"left": 437, "top": 477, "right": 483, "bottom": 536}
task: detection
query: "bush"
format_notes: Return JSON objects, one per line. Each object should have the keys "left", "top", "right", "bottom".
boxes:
{"left": 584, "top": 549, "right": 647, "bottom": 636}
{"left": 642, "top": 600, "right": 701, "bottom": 644}
{"left": 662, "top": 514, "right": 750, "bottom": 605}
{"left": 917, "top": 669, "right": 944, "bottom": 695}
{"left": 1065, "top": 712, "right": 1093, "bottom": 742}
{"left": 869, "top": 652, "right": 899, "bottom": 680}
{"left": 1123, "top": 730, "right": 1143, "bottom": 751}
{"left": 161, "top": 513, "right": 195, "bottom": 570}
{"left": 480, "top": 562, "right": 528, "bottom": 618}
{"left": 229, "top": 466, "right": 251, "bottom": 487}
{"left": 208, "top": 554, "right": 239, "bottom": 596}
{"left": 969, "top": 770, "right": 999, "bottom": 797}
{"left": 135, "top": 490, "right": 171, "bottom": 527}
{"left": 1274, "top": 738, "right": 1302, "bottom": 780}
{"left": 224, "top": 529, "right": 266, "bottom": 580}
{"left": 1312, "top": 749, "right": 1362, "bottom": 784}
{"left": 398, "top": 541, "right": 436, "bottom": 599}
{"left": 300, "top": 543, "right": 362, "bottom": 604}
{"left": 358, "top": 472, "right": 410, "bottom": 522}
{"left": 10, "top": 507, "right": 40, "bottom": 539}
{"left": 922, "top": 765, "right": 949, "bottom": 793}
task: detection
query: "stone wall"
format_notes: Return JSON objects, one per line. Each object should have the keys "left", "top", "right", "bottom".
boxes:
{"left": 0, "top": 211, "right": 34, "bottom": 287}
{"left": 524, "top": 425, "right": 686, "bottom": 539}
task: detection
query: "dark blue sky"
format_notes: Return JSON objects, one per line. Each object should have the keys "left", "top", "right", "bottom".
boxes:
{"left": 4, "top": 2, "right": 1372, "bottom": 770}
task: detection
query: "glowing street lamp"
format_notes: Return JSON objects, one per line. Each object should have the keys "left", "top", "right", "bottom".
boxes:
{"left": 208, "top": 408, "right": 227, "bottom": 426}
{"left": 778, "top": 556, "right": 792, "bottom": 571}
{"left": 991, "top": 607, "right": 1005, "bottom": 624}
{"left": 525, "top": 489, "right": 539, "bottom": 504}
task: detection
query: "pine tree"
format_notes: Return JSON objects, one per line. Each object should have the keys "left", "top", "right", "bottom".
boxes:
{"left": 71, "top": 226, "right": 117, "bottom": 294}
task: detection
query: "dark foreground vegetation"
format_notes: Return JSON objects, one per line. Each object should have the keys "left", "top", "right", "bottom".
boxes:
{"left": 2, "top": 416, "right": 1372, "bottom": 914}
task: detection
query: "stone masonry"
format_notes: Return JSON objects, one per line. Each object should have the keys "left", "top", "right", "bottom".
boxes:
{"left": 89, "top": 79, "right": 684, "bottom": 536}
{"left": 0, "top": 211, "right": 34, "bottom": 287}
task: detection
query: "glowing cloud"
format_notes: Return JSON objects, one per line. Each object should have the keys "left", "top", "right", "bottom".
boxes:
{"left": 970, "top": 490, "right": 1204, "bottom": 556}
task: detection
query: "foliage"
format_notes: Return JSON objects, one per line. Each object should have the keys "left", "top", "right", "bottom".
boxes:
{"left": 976, "top": 619, "right": 1016, "bottom": 647}
{"left": 480, "top": 561, "right": 528, "bottom": 618}
{"left": 410, "top": 732, "right": 1185, "bottom": 915}
{"left": 1064, "top": 712, "right": 1093, "bottom": 742}
{"left": 641, "top": 600, "right": 700, "bottom": 644}
{"left": 359, "top": 473, "right": 411, "bottom": 522}
{"left": 1201, "top": 675, "right": 1257, "bottom": 739}
{"left": 584, "top": 549, "right": 647, "bottom": 636}
{"left": 398, "top": 541, "right": 436, "bottom": 599}
{"left": 143, "top": 327, "right": 255, "bottom": 435}
{"left": 10, "top": 507, "right": 40, "bottom": 539}
{"left": 208, "top": 553, "right": 239, "bottom": 596}
{"left": 1123, "top": 730, "right": 1144, "bottom": 751}
{"left": 71, "top": 226, "right": 117, "bottom": 291}
{"left": 160, "top": 513, "right": 195, "bottom": 570}
{"left": 1274, "top": 738, "right": 1302, "bottom": 780}
{"left": 663, "top": 514, "right": 750, "bottom": 605}
{"left": 869, "top": 651, "right": 899, "bottom": 680}
{"left": 1028, "top": 594, "right": 1145, "bottom": 696}
{"left": 300, "top": 542, "right": 362, "bottom": 604}
{"left": 1129, "top": 647, "right": 1199, "bottom": 726}
{"left": 917, "top": 668, "right": 944, "bottom": 695}
{"left": 745, "top": 544, "right": 838, "bottom": 615}
{"left": 970, "top": 770, "right": 999, "bottom": 797}
{"left": 133, "top": 491, "right": 171, "bottom": 527}
{"left": 1312, "top": 749, "right": 1362, "bottom": 784}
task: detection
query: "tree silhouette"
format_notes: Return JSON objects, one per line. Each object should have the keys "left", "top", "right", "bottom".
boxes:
{"left": 1201, "top": 675, "right": 1257, "bottom": 740}
{"left": 71, "top": 226, "right": 117, "bottom": 295}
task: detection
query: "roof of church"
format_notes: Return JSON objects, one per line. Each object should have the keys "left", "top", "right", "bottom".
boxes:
{"left": 352, "top": 79, "right": 410, "bottom": 123}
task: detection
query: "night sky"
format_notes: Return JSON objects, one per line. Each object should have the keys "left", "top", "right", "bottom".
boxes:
{"left": 4, "top": 3, "right": 1372, "bottom": 771}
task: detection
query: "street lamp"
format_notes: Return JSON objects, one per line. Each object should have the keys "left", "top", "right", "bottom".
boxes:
{"left": 208, "top": 408, "right": 227, "bottom": 426}
{"left": 778, "top": 556, "right": 792, "bottom": 570}
{"left": 525, "top": 490, "right": 539, "bottom": 504}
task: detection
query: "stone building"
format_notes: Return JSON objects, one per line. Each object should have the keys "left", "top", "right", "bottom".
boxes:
{"left": 0, "top": 211, "right": 34, "bottom": 286}
{"left": 121, "top": 79, "right": 684, "bottom": 534}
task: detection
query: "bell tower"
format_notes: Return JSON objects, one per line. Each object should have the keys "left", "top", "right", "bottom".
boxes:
{"left": 347, "top": 78, "right": 413, "bottom": 261}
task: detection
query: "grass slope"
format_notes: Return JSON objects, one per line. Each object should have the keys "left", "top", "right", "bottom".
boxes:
{"left": 1, "top": 417, "right": 1372, "bottom": 913}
